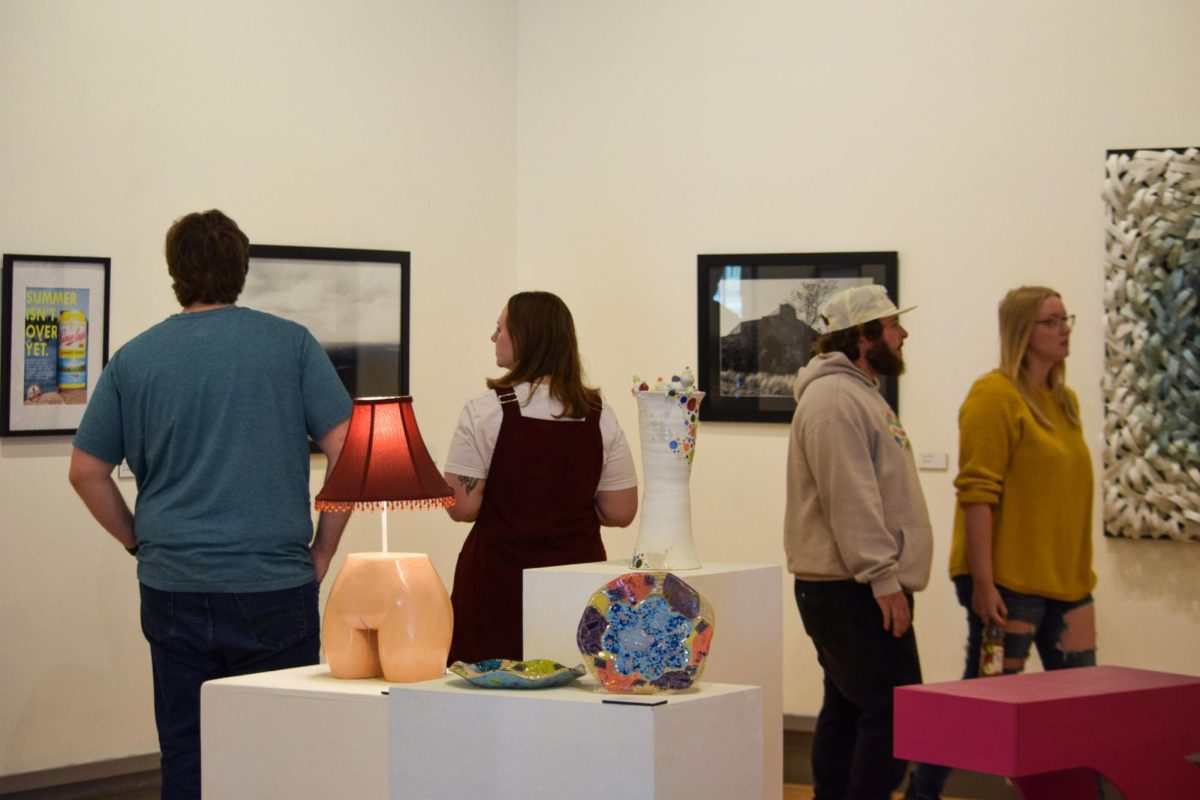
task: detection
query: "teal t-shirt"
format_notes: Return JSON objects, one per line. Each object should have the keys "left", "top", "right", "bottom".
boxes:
{"left": 74, "top": 306, "right": 352, "bottom": 592}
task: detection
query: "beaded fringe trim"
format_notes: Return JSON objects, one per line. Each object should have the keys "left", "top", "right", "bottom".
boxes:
{"left": 315, "top": 496, "right": 456, "bottom": 513}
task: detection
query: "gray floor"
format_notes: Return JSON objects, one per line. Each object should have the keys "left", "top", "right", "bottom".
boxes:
{"left": 6, "top": 741, "right": 1018, "bottom": 800}
{"left": 0, "top": 771, "right": 159, "bottom": 800}
{"left": 782, "top": 730, "right": 1127, "bottom": 800}
{"left": 6, "top": 732, "right": 1131, "bottom": 799}
{"left": 784, "top": 730, "right": 1019, "bottom": 800}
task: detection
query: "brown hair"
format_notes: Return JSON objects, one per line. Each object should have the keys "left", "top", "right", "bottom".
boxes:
{"left": 486, "top": 291, "right": 600, "bottom": 419}
{"left": 813, "top": 318, "right": 883, "bottom": 360}
{"left": 164, "top": 209, "right": 249, "bottom": 307}
{"left": 997, "top": 285, "right": 1079, "bottom": 428}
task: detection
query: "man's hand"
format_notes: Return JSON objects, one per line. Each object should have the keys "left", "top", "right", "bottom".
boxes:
{"left": 310, "top": 420, "right": 351, "bottom": 583}
{"left": 69, "top": 447, "right": 136, "bottom": 551}
{"left": 876, "top": 590, "right": 911, "bottom": 638}
{"left": 971, "top": 581, "right": 1008, "bottom": 627}
{"left": 310, "top": 543, "right": 335, "bottom": 584}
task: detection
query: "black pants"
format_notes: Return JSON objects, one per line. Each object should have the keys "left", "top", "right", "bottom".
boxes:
{"left": 795, "top": 579, "right": 923, "bottom": 800}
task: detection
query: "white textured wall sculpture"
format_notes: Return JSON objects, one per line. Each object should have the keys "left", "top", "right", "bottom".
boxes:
{"left": 1102, "top": 147, "right": 1200, "bottom": 541}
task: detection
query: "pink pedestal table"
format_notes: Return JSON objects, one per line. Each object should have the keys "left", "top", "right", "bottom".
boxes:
{"left": 894, "top": 665, "right": 1200, "bottom": 799}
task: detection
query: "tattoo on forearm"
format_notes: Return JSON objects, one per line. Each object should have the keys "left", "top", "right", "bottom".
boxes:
{"left": 457, "top": 475, "right": 480, "bottom": 495}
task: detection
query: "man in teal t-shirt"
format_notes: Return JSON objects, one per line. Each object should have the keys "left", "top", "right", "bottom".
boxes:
{"left": 69, "top": 209, "right": 352, "bottom": 800}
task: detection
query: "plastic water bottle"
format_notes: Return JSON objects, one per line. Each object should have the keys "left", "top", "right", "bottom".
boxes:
{"left": 979, "top": 624, "right": 1004, "bottom": 677}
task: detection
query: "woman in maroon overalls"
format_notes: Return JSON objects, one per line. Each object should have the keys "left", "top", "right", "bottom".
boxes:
{"left": 443, "top": 292, "right": 639, "bottom": 663}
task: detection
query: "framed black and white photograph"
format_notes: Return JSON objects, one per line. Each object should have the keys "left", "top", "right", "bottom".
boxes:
{"left": 697, "top": 252, "right": 899, "bottom": 423}
{"left": 2, "top": 254, "right": 111, "bottom": 436}
{"left": 243, "top": 245, "right": 410, "bottom": 399}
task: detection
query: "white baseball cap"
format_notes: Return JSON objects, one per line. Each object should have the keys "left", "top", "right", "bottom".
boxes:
{"left": 818, "top": 284, "right": 915, "bottom": 333}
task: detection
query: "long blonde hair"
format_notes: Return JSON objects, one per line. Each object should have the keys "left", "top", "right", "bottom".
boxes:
{"left": 997, "top": 286, "right": 1080, "bottom": 428}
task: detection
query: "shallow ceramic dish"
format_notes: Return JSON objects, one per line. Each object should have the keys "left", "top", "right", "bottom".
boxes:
{"left": 448, "top": 658, "right": 586, "bottom": 689}
{"left": 576, "top": 571, "right": 715, "bottom": 694}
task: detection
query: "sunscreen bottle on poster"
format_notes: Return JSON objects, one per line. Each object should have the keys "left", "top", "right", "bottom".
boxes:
{"left": 57, "top": 309, "right": 88, "bottom": 390}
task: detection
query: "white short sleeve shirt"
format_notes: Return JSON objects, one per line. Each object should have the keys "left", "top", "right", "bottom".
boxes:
{"left": 443, "top": 382, "right": 638, "bottom": 492}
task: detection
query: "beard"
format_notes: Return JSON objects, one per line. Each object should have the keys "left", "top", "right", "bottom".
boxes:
{"left": 865, "top": 336, "right": 905, "bottom": 377}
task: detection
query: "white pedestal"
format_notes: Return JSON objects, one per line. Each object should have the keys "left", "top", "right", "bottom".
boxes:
{"left": 523, "top": 560, "right": 784, "bottom": 800}
{"left": 201, "top": 665, "right": 763, "bottom": 800}
{"left": 389, "top": 675, "right": 762, "bottom": 800}
{"left": 201, "top": 667, "right": 390, "bottom": 800}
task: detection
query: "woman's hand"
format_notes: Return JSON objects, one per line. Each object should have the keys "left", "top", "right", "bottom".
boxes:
{"left": 963, "top": 502, "right": 1007, "bottom": 624}
{"left": 971, "top": 580, "right": 1008, "bottom": 626}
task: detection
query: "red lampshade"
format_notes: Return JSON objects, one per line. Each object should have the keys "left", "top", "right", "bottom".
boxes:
{"left": 314, "top": 396, "right": 455, "bottom": 513}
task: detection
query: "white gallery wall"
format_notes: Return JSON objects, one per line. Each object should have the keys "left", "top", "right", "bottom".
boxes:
{"left": 0, "top": 0, "right": 518, "bottom": 778}
{"left": 514, "top": 0, "right": 1200, "bottom": 721}
{"left": 2, "top": 0, "right": 1199, "bottom": 781}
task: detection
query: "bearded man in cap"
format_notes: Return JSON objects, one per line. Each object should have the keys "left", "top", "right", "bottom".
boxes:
{"left": 784, "top": 283, "right": 933, "bottom": 800}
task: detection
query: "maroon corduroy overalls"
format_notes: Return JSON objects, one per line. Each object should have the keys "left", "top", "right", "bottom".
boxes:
{"left": 448, "top": 386, "right": 606, "bottom": 663}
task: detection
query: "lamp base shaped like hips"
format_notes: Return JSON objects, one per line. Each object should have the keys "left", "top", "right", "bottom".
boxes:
{"left": 323, "top": 552, "right": 453, "bottom": 682}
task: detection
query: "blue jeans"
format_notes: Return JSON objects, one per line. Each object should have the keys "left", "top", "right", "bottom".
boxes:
{"left": 905, "top": 576, "right": 1096, "bottom": 800}
{"left": 796, "top": 580, "right": 923, "bottom": 800}
{"left": 140, "top": 581, "right": 321, "bottom": 800}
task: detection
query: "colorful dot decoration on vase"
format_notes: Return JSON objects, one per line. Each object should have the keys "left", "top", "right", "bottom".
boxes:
{"left": 666, "top": 393, "right": 701, "bottom": 462}
{"left": 631, "top": 367, "right": 699, "bottom": 398}
{"left": 632, "top": 368, "right": 703, "bottom": 464}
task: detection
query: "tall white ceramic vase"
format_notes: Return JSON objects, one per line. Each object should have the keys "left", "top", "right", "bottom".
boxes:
{"left": 630, "top": 390, "right": 705, "bottom": 570}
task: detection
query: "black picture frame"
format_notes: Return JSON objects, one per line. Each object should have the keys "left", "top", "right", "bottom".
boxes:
{"left": 243, "top": 245, "right": 410, "bottom": 399}
{"left": 697, "top": 252, "right": 899, "bottom": 423}
{"left": 2, "top": 254, "right": 112, "bottom": 436}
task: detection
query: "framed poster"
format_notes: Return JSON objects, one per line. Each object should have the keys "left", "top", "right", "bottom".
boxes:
{"left": 1, "top": 254, "right": 111, "bottom": 436}
{"left": 697, "top": 252, "right": 899, "bottom": 423}
{"left": 242, "top": 245, "right": 410, "bottom": 399}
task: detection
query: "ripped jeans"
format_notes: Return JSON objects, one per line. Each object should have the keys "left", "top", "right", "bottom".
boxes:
{"left": 959, "top": 576, "right": 1097, "bottom": 676}
{"left": 905, "top": 577, "right": 1096, "bottom": 800}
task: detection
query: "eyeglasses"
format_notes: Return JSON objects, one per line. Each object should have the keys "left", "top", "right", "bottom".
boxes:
{"left": 1035, "top": 314, "right": 1075, "bottom": 330}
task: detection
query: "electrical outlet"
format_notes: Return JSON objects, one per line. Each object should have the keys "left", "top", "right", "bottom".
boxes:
{"left": 118, "top": 461, "right": 134, "bottom": 479}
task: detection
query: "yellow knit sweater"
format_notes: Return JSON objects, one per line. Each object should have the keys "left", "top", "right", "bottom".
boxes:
{"left": 948, "top": 371, "right": 1095, "bottom": 601}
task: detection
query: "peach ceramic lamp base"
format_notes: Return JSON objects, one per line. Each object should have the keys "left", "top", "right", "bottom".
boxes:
{"left": 323, "top": 552, "right": 453, "bottom": 682}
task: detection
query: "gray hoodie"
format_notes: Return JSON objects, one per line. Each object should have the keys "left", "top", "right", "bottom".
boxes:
{"left": 784, "top": 352, "right": 932, "bottom": 596}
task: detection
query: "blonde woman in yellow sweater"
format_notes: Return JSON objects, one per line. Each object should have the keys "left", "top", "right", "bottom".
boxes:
{"left": 905, "top": 286, "right": 1096, "bottom": 800}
